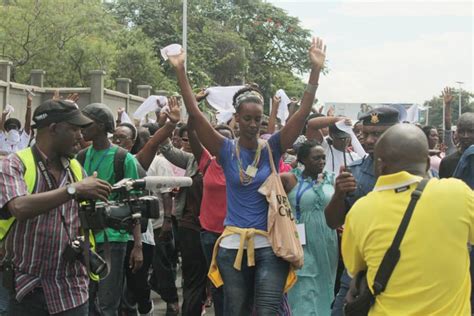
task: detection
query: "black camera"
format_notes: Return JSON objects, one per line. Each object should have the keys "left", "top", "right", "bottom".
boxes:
{"left": 63, "top": 236, "right": 107, "bottom": 276}
{"left": 79, "top": 178, "right": 161, "bottom": 233}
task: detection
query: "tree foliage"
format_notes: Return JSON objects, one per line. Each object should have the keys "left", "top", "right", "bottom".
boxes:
{"left": 420, "top": 89, "right": 474, "bottom": 127}
{"left": 1, "top": 0, "right": 314, "bottom": 111}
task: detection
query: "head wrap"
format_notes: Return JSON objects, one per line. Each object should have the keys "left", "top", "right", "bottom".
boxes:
{"left": 235, "top": 90, "right": 264, "bottom": 110}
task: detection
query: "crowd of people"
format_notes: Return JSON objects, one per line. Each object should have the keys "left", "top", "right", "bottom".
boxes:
{"left": 0, "top": 36, "right": 472, "bottom": 316}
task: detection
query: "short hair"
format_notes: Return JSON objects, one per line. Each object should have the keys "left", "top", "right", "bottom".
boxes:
{"left": 4, "top": 118, "right": 21, "bottom": 130}
{"left": 302, "top": 113, "right": 325, "bottom": 134}
{"left": 458, "top": 112, "right": 474, "bottom": 129}
{"left": 421, "top": 125, "right": 435, "bottom": 140}
{"left": 118, "top": 122, "right": 137, "bottom": 141}
{"left": 215, "top": 124, "right": 234, "bottom": 138}
{"left": 297, "top": 139, "right": 322, "bottom": 163}
{"left": 142, "top": 122, "right": 160, "bottom": 136}
{"left": 178, "top": 124, "right": 188, "bottom": 138}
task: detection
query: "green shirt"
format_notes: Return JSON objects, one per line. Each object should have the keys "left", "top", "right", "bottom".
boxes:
{"left": 82, "top": 145, "right": 139, "bottom": 243}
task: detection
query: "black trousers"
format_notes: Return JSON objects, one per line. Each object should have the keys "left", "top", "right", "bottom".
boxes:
{"left": 149, "top": 227, "right": 179, "bottom": 304}
{"left": 123, "top": 241, "right": 154, "bottom": 314}
{"left": 178, "top": 226, "right": 207, "bottom": 316}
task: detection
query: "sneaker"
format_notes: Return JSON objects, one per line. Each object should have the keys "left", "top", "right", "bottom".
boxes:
{"left": 139, "top": 300, "right": 154, "bottom": 316}
{"left": 165, "top": 302, "right": 180, "bottom": 316}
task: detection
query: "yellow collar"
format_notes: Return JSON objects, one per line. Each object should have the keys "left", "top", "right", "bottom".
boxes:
{"left": 373, "top": 171, "right": 423, "bottom": 192}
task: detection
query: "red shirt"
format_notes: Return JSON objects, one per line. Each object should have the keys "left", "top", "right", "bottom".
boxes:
{"left": 199, "top": 149, "right": 227, "bottom": 233}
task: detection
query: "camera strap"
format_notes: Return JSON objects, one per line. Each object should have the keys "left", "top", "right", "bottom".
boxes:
{"left": 30, "top": 145, "right": 76, "bottom": 243}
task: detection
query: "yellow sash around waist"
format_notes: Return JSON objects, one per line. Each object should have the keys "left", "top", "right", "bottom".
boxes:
{"left": 207, "top": 226, "right": 297, "bottom": 292}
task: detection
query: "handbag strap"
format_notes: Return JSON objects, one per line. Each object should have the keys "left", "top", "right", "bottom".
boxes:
{"left": 372, "top": 178, "right": 429, "bottom": 296}
{"left": 264, "top": 141, "right": 278, "bottom": 175}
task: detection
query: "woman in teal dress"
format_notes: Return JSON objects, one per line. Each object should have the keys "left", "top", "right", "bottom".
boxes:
{"left": 281, "top": 140, "right": 338, "bottom": 316}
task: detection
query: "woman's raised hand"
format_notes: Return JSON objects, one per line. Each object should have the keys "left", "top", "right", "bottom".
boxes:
{"left": 309, "top": 37, "right": 326, "bottom": 70}
{"left": 167, "top": 49, "right": 186, "bottom": 69}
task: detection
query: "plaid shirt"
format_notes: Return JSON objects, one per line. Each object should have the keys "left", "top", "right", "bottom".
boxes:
{"left": 0, "top": 152, "right": 88, "bottom": 314}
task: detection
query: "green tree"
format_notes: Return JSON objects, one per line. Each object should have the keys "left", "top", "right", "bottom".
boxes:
{"left": 421, "top": 89, "right": 474, "bottom": 127}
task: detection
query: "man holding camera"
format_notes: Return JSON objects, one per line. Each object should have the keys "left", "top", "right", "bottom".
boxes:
{"left": 79, "top": 103, "right": 142, "bottom": 316}
{"left": 0, "top": 99, "right": 112, "bottom": 315}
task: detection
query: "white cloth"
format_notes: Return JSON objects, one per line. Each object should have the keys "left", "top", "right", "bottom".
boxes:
{"left": 133, "top": 95, "right": 168, "bottom": 119}
{"left": 406, "top": 104, "right": 420, "bottom": 123}
{"left": 160, "top": 43, "right": 182, "bottom": 61}
{"left": 275, "top": 89, "right": 290, "bottom": 126}
{"left": 205, "top": 85, "right": 245, "bottom": 113}
{"left": 335, "top": 120, "right": 367, "bottom": 158}
{"left": 120, "top": 112, "right": 133, "bottom": 124}
{"left": 147, "top": 155, "right": 174, "bottom": 230}
{"left": 321, "top": 137, "right": 361, "bottom": 177}
{"left": 0, "top": 130, "right": 30, "bottom": 156}
{"left": 220, "top": 234, "right": 271, "bottom": 249}
{"left": 216, "top": 111, "right": 234, "bottom": 124}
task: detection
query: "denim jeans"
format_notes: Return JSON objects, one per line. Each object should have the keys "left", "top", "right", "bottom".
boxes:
{"left": 8, "top": 287, "right": 88, "bottom": 316}
{"left": 217, "top": 246, "right": 289, "bottom": 316}
{"left": 91, "top": 242, "right": 127, "bottom": 316}
{"left": 331, "top": 269, "right": 351, "bottom": 316}
{"left": 200, "top": 230, "right": 224, "bottom": 316}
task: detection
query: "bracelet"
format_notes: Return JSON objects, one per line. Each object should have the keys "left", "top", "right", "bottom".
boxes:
{"left": 305, "top": 83, "right": 318, "bottom": 94}
{"left": 164, "top": 215, "right": 172, "bottom": 220}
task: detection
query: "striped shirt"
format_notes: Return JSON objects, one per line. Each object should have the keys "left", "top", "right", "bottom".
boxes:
{"left": 0, "top": 152, "right": 88, "bottom": 314}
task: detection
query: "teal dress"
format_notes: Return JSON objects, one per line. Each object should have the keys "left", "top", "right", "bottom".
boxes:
{"left": 287, "top": 169, "right": 338, "bottom": 316}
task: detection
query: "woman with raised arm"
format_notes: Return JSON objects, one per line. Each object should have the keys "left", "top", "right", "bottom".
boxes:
{"left": 168, "top": 37, "right": 326, "bottom": 316}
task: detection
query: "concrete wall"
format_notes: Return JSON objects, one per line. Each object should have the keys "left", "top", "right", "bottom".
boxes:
{"left": 0, "top": 61, "right": 162, "bottom": 126}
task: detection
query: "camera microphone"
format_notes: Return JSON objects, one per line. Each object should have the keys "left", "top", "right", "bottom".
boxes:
{"left": 132, "top": 176, "right": 193, "bottom": 191}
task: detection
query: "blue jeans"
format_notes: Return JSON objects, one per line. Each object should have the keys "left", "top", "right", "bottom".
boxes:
{"left": 217, "top": 247, "right": 289, "bottom": 316}
{"left": 331, "top": 269, "right": 351, "bottom": 316}
{"left": 8, "top": 287, "right": 88, "bottom": 316}
{"left": 200, "top": 230, "right": 224, "bottom": 316}
{"left": 91, "top": 242, "right": 127, "bottom": 316}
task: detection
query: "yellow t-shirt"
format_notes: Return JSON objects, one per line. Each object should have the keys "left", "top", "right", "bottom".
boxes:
{"left": 342, "top": 171, "right": 474, "bottom": 316}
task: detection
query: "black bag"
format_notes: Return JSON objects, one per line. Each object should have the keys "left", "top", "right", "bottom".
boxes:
{"left": 343, "top": 179, "right": 429, "bottom": 316}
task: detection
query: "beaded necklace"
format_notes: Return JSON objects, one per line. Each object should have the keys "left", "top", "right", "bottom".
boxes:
{"left": 235, "top": 138, "right": 263, "bottom": 186}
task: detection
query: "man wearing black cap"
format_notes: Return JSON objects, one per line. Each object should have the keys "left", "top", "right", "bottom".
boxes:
{"left": 0, "top": 99, "right": 112, "bottom": 315}
{"left": 324, "top": 107, "right": 400, "bottom": 316}
{"left": 0, "top": 94, "right": 33, "bottom": 157}
{"left": 79, "top": 103, "right": 142, "bottom": 316}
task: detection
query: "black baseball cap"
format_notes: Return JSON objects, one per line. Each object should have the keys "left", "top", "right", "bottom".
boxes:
{"left": 32, "top": 99, "right": 93, "bottom": 129}
{"left": 82, "top": 103, "right": 115, "bottom": 133}
{"left": 360, "top": 107, "right": 399, "bottom": 126}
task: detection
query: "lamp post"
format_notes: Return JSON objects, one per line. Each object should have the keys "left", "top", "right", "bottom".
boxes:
{"left": 455, "top": 81, "right": 464, "bottom": 119}
{"left": 183, "top": 0, "right": 187, "bottom": 70}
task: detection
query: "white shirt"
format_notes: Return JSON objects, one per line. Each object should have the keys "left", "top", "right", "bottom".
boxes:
{"left": 0, "top": 130, "right": 30, "bottom": 156}
{"left": 147, "top": 155, "right": 174, "bottom": 230}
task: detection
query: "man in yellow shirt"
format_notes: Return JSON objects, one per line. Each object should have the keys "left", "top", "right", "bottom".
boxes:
{"left": 342, "top": 124, "right": 474, "bottom": 315}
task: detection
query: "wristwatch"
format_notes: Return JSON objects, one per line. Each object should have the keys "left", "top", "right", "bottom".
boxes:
{"left": 66, "top": 184, "right": 77, "bottom": 199}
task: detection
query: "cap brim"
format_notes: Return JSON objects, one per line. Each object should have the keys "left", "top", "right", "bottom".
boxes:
{"left": 64, "top": 112, "right": 94, "bottom": 127}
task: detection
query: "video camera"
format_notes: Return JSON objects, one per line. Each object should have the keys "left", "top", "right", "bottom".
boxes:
{"left": 79, "top": 176, "right": 192, "bottom": 233}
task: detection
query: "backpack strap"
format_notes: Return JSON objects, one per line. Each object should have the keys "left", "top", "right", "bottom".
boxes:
{"left": 114, "top": 146, "right": 128, "bottom": 183}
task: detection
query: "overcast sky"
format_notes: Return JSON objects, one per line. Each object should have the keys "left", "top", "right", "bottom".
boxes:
{"left": 268, "top": 0, "right": 473, "bottom": 105}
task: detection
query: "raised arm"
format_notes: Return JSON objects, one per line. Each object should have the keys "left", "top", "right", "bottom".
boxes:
{"left": 267, "top": 95, "right": 281, "bottom": 135}
{"left": 134, "top": 97, "right": 181, "bottom": 170}
{"left": 168, "top": 51, "right": 225, "bottom": 158}
{"left": 0, "top": 109, "right": 8, "bottom": 133}
{"left": 24, "top": 92, "right": 32, "bottom": 135}
{"left": 280, "top": 37, "right": 326, "bottom": 151}
{"left": 187, "top": 116, "right": 204, "bottom": 163}
{"left": 306, "top": 116, "right": 341, "bottom": 143}
{"left": 442, "top": 87, "right": 454, "bottom": 131}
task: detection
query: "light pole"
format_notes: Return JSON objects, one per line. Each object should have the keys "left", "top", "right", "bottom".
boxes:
{"left": 455, "top": 81, "right": 464, "bottom": 119}
{"left": 183, "top": 0, "right": 187, "bottom": 70}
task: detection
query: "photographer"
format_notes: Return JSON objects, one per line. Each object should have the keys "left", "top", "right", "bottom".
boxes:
{"left": 79, "top": 103, "right": 142, "bottom": 316}
{"left": 0, "top": 99, "right": 111, "bottom": 315}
